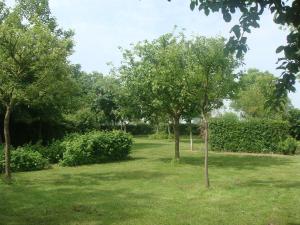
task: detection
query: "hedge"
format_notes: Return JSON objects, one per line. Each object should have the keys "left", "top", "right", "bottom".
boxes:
{"left": 209, "top": 118, "right": 290, "bottom": 153}
{"left": 60, "top": 130, "right": 133, "bottom": 166}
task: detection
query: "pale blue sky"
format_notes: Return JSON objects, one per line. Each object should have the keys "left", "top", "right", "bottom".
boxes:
{"left": 7, "top": 0, "right": 300, "bottom": 108}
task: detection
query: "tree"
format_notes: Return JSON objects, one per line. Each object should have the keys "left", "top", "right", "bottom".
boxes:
{"left": 0, "top": 0, "right": 73, "bottom": 179}
{"left": 168, "top": 0, "right": 300, "bottom": 102}
{"left": 120, "top": 32, "right": 194, "bottom": 160}
{"left": 187, "top": 36, "right": 239, "bottom": 188}
{"left": 232, "top": 69, "right": 290, "bottom": 118}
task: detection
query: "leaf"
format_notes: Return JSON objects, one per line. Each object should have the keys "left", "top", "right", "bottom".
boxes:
{"left": 231, "top": 25, "right": 241, "bottom": 39}
{"left": 276, "top": 46, "right": 285, "bottom": 54}
{"left": 223, "top": 12, "right": 232, "bottom": 22}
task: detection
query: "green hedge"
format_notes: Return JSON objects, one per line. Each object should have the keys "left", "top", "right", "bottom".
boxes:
{"left": 60, "top": 130, "right": 133, "bottom": 166}
{"left": 209, "top": 118, "right": 290, "bottom": 153}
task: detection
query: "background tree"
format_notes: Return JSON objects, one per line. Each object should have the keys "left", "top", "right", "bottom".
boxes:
{"left": 0, "top": 0, "right": 73, "bottom": 179}
{"left": 168, "top": 0, "right": 300, "bottom": 102}
{"left": 231, "top": 69, "right": 290, "bottom": 119}
{"left": 187, "top": 36, "right": 239, "bottom": 188}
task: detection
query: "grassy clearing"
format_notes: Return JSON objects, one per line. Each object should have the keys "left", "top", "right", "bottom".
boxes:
{"left": 1, "top": 137, "right": 300, "bottom": 225}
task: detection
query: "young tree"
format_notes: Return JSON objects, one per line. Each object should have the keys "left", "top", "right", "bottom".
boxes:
{"left": 120, "top": 32, "right": 193, "bottom": 160}
{"left": 187, "top": 36, "right": 239, "bottom": 188}
{"left": 167, "top": 0, "right": 300, "bottom": 100}
{"left": 0, "top": 0, "right": 73, "bottom": 179}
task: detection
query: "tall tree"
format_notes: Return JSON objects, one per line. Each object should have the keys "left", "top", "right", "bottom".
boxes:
{"left": 187, "top": 36, "right": 239, "bottom": 188}
{"left": 0, "top": 0, "right": 73, "bottom": 179}
{"left": 120, "top": 32, "right": 194, "bottom": 160}
{"left": 168, "top": 0, "right": 300, "bottom": 102}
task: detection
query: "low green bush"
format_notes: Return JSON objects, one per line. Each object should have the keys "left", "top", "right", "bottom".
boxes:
{"left": 209, "top": 118, "right": 290, "bottom": 154}
{"left": 148, "top": 132, "right": 170, "bottom": 140}
{"left": 278, "top": 137, "right": 298, "bottom": 155}
{"left": 60, "top": 131, "right": 133, "bottom": 166}
{"left": 10, "top": 148, "right": 49, "bottom": 172}
{"left": 1, "top": 144, "right": 49, "bottom": 172}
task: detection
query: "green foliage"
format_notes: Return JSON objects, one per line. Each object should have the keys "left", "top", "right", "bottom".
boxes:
{"left": 174, "top": 0, "right": 300, "bottom": 98}
{"left": 148, "top": 132, "right": 170, "bottom": 140}
{"left": 10, "top": 148, "right": 49, "bottom": 172}
{"left": 0, "top": 144, "right": 49, "bottom": 172}
{"left": 217, "top": 112, "right": 240, "bottom": 121}
{"left": 285, "top": 108, "right": 300, "bottom": 140}
{"left": 231, "top": 69, "right": 289, "bottom": 118}
{"left": 209, "top": 118, "right": 290, "bottom": 153}
{"left": 60, "top": 131, "right": 133, "bottom": 166}
{"left": 278, "top": 137, "right": 298, "bottom": 155}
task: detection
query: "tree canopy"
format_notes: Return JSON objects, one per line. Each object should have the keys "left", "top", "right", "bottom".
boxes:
{"left": 167, "top": 0, "right": 300, "bottom": 103}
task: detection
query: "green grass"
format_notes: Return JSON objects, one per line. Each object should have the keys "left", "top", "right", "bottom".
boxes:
{"left": 1, "top": 137, "right": 300, "bottom": 225}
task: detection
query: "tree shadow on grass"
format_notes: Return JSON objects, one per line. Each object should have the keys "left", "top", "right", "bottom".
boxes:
{"left": 159, "top": 154, "right": 294, "bottom": 170}
{"left": 0, "top": 170, "right": 165, "bottom": 225}
{"left": 1, "top": 186, "right": 154, "bottom": 225}
{"left": 239, "top": 179, "right": 300, "bottom": 189}
{"left": 14, "top": 170, "right": 169, "bottom": 187}
{"left": 132, "top": 142, "right": 169, "bottom": 150}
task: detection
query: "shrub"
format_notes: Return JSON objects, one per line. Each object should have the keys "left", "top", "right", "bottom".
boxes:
{"left": 60, "top": 131, "right": 133, "bottom": 166}
{"left": 148, "top": 132, "right": 170, "bottom": 140}
{"left": 0, "top": 144, "right": 49, "bottom": 172}
{"left": 209, "top": 118, "right": 289, "bottom": 154}
{"left": 10, "top": 148, "right": 49, "bottom": 172}
{"left": 278, "top": 137, "right": 298, "bottom": 155}
{"left": 20, "top": 141, "right": 63, "bottom": 164}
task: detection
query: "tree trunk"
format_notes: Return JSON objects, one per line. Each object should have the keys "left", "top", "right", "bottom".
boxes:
{"left": 189, "top": 120, "right": 193, "bottom": 151}
{"left": 173, "top": 117, "right": 180, "bottom": 160}
{"left": 124, "top": 122, "right": 127, "bottom": 132}
{"left": 4, "top": 104, "right": 12, "bottom": 179}
{"left": 203, "top": 117, "right": 210, "bottom": 188}
{"left": 167, "top": 122, "right": 171, "bottom": 139}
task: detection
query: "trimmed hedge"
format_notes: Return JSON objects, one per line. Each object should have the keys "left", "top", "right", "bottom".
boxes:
{"left": 209, "top": 118, "right": 290, "bottom": 153}
{"left": 60, "top": 131, "right": 133, "bottom": 166}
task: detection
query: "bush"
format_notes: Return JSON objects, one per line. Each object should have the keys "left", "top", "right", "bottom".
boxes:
{"left": 60, "top": 131, "right": 133, "bottom": 166}
{"left": 278, "top": 137, "right": 298, "bottom": 155}
{"left": 0, "top": 144, "right": 49, "bottom": 172}
{"left": 209, "top": 118, "right": 290, "bottom": 154}
{"left": 20, "top": 141, "right": 64, "bottom": 164}
{"left": 148, "top": 132, "right": 170, "bottom": 140}
{"left": 10, "top": 148, "right": 49, "bottom": 172}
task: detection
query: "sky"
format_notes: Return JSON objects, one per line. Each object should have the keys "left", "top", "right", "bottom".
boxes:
{"left": 6, "top": 0, "right": 300, "bottom": 108}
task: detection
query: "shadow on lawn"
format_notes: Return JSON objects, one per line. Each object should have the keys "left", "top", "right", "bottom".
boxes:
{"left": 1, "top": 184, "right": 154, "bottom": 225}
{"left": 159, "top": 154, "right": 294, "bottom": 170}
{"left": 1, "top": 170, "right": 166, "bottom": 225}
{"left": 240, "top": 179, "right": 300, "bottom": 189}
{"left": 133, "top": 142, "right": 169, "bottom": 150}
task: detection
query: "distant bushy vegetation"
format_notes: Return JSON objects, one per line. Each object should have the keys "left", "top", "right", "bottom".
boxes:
{"left": 60, "top": 131, "right": 133, "bottom": 166}
{"left": 209, "top": 118, "right": 296, "bottom": 154}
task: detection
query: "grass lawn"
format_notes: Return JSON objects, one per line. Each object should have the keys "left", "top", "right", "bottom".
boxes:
{"left": 1, "top": 137, "right": 300, "bottom": 225}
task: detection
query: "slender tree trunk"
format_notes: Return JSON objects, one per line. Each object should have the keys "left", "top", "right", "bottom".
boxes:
{"left": 173, "top": 116, "right": 180, "bottom": 160}
{"left": 156, "top": 124, "right": 159, "bottom": 134}
{"left": 38, "top": 117, "right": 42, "bottom": 140}
{"left": 203, "top": 116, "right": 210, "bottom": 188}
{"left": 189, "top": 119, "right": 193, "bottom": 151}
{"left": 167, "top": 122, "right": 171, "bottom": 139}
{"left": 4, "top": 104, "right": 12, "bottom": 179}
{"left": 124, "top": 122, "right": 127, "bottom": 132}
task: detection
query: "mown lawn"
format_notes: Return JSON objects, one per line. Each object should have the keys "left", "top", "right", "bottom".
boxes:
{"left": 1, "top": 137, "right": 300, "bottom": 225}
